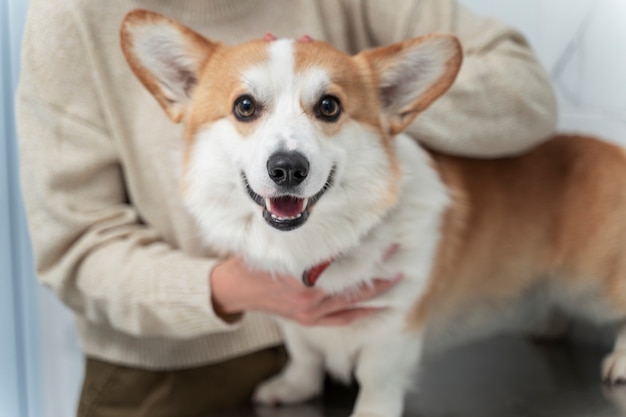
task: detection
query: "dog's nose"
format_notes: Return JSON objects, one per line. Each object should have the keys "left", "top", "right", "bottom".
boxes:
{"left": 267, "top": 152, "right": 309, "bottom": 187}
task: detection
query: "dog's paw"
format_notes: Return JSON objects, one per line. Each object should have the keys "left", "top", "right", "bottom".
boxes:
{"left": 253, "top": 374, "right": 321, "bottom": 406}
{"left": 602, "top": 350, "right": 626, "bottom": 384}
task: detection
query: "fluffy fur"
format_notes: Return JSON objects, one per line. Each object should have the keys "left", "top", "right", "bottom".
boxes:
{"left": 121, "top": 10, "right": 626, "bottom": 417}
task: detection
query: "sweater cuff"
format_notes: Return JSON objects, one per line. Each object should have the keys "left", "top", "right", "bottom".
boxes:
{"left": 154, "top": 256, "right": 244, "bottom": 336}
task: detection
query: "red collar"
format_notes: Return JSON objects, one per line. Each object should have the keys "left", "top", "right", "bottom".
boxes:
{"left": 302, "top": 258, "right": 334, "bottom": 287}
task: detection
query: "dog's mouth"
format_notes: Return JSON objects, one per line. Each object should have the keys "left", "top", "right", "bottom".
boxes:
{"left": 243, "top": 167, "right": 335, "bottom": 231}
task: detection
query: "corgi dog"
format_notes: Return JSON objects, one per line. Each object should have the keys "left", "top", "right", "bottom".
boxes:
{"left": 121, "top": 10, "right": 626, "bottom": 417}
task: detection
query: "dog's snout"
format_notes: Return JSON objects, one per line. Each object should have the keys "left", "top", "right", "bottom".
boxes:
{"left": 267, "top": 152, "right": 309, "bottom": 187}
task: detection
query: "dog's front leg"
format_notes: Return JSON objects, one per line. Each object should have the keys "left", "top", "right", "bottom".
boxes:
{"left": 253, "top": 325, "right": 325, "bottom": 405}
{"left": 350, "top": 333, "right": 423, "bottom": 417}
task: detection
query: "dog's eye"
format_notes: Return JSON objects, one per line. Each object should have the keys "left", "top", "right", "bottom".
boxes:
{"left": 233, "top": 95, "right": 258, "bottom": 121}
{"left": 316, "top": 95, "right": 341, "bottom": 122}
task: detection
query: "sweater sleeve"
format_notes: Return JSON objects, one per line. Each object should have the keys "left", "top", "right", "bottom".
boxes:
{"left": 16, "top": 1, "right": 238, "bottom": 339}
{"left": 362, "top": 0, "right": 558, "bottom": 157}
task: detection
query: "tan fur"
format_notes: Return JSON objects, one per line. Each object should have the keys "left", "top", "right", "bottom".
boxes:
{"left": 410, "top": 135, "right": 626, "bottom": 327}
{"left": 294, "top": 40, "right": 384, "bottom": 134}
{"left": 185, "top": 40, "right": 270, "bottom": 140}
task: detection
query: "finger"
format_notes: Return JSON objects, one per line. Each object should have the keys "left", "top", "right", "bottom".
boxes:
{"left": 311, "top": 307, "right": 384, "bottom": 326}
{"left": 311, "top": 274, "right": 403, "bottom": 317}
{"left": 343, "top": 274, "right": 404, "bottom": 303}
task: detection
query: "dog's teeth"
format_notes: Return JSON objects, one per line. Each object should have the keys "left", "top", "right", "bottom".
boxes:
{"left": 270, "top": 212, "right": 303, "bottom": 221}
{"left": 303, "top": 198, "right": 309, "bottom": 208}
{"left": 265, "top": 198, "right": 271, "bottom": 208}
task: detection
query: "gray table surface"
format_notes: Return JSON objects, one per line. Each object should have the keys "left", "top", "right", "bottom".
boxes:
{"left": 222, "top": 335, "right": 626, "bottom": 417}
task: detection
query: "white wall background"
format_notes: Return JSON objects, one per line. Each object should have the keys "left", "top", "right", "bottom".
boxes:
{"left": 1, "top": 1, "right": 624, "bottom": 417}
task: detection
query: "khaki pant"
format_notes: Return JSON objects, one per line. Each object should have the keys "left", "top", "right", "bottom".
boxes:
{"left": 77, "top": 346, "right": 288, "bottom": 417}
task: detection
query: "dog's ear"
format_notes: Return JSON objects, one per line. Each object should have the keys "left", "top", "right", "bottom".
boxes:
{"left": 120, "top": 10, "right": 218, "bottom": 123}
{"left": 361, "top": 35, "right": 462, "bottom": 136}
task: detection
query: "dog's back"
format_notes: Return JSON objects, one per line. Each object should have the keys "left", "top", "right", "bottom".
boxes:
{"left": 415, "top": 135, "right": 626, "bottom": 334}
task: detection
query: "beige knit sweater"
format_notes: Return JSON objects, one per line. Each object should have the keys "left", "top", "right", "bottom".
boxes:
{"left": 16, "top": 0, "right": 557, "bottom": 369}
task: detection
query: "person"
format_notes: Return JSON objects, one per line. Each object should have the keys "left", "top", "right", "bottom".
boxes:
{"left": 16, "top": 0, "right": 557, "bottom": 416}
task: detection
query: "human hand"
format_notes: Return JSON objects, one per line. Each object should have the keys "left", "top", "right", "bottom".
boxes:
{"left": 210, "top": 251, "right": 402, "bottom": 326}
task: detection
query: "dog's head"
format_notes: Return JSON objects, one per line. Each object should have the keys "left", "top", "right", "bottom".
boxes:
{"left": 121, "top": 10, "right": 461, "bottom": 271}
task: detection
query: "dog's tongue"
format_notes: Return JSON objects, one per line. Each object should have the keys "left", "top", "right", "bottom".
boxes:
{"left": 268, "top": 196, "right": 305, "bottom": 218}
